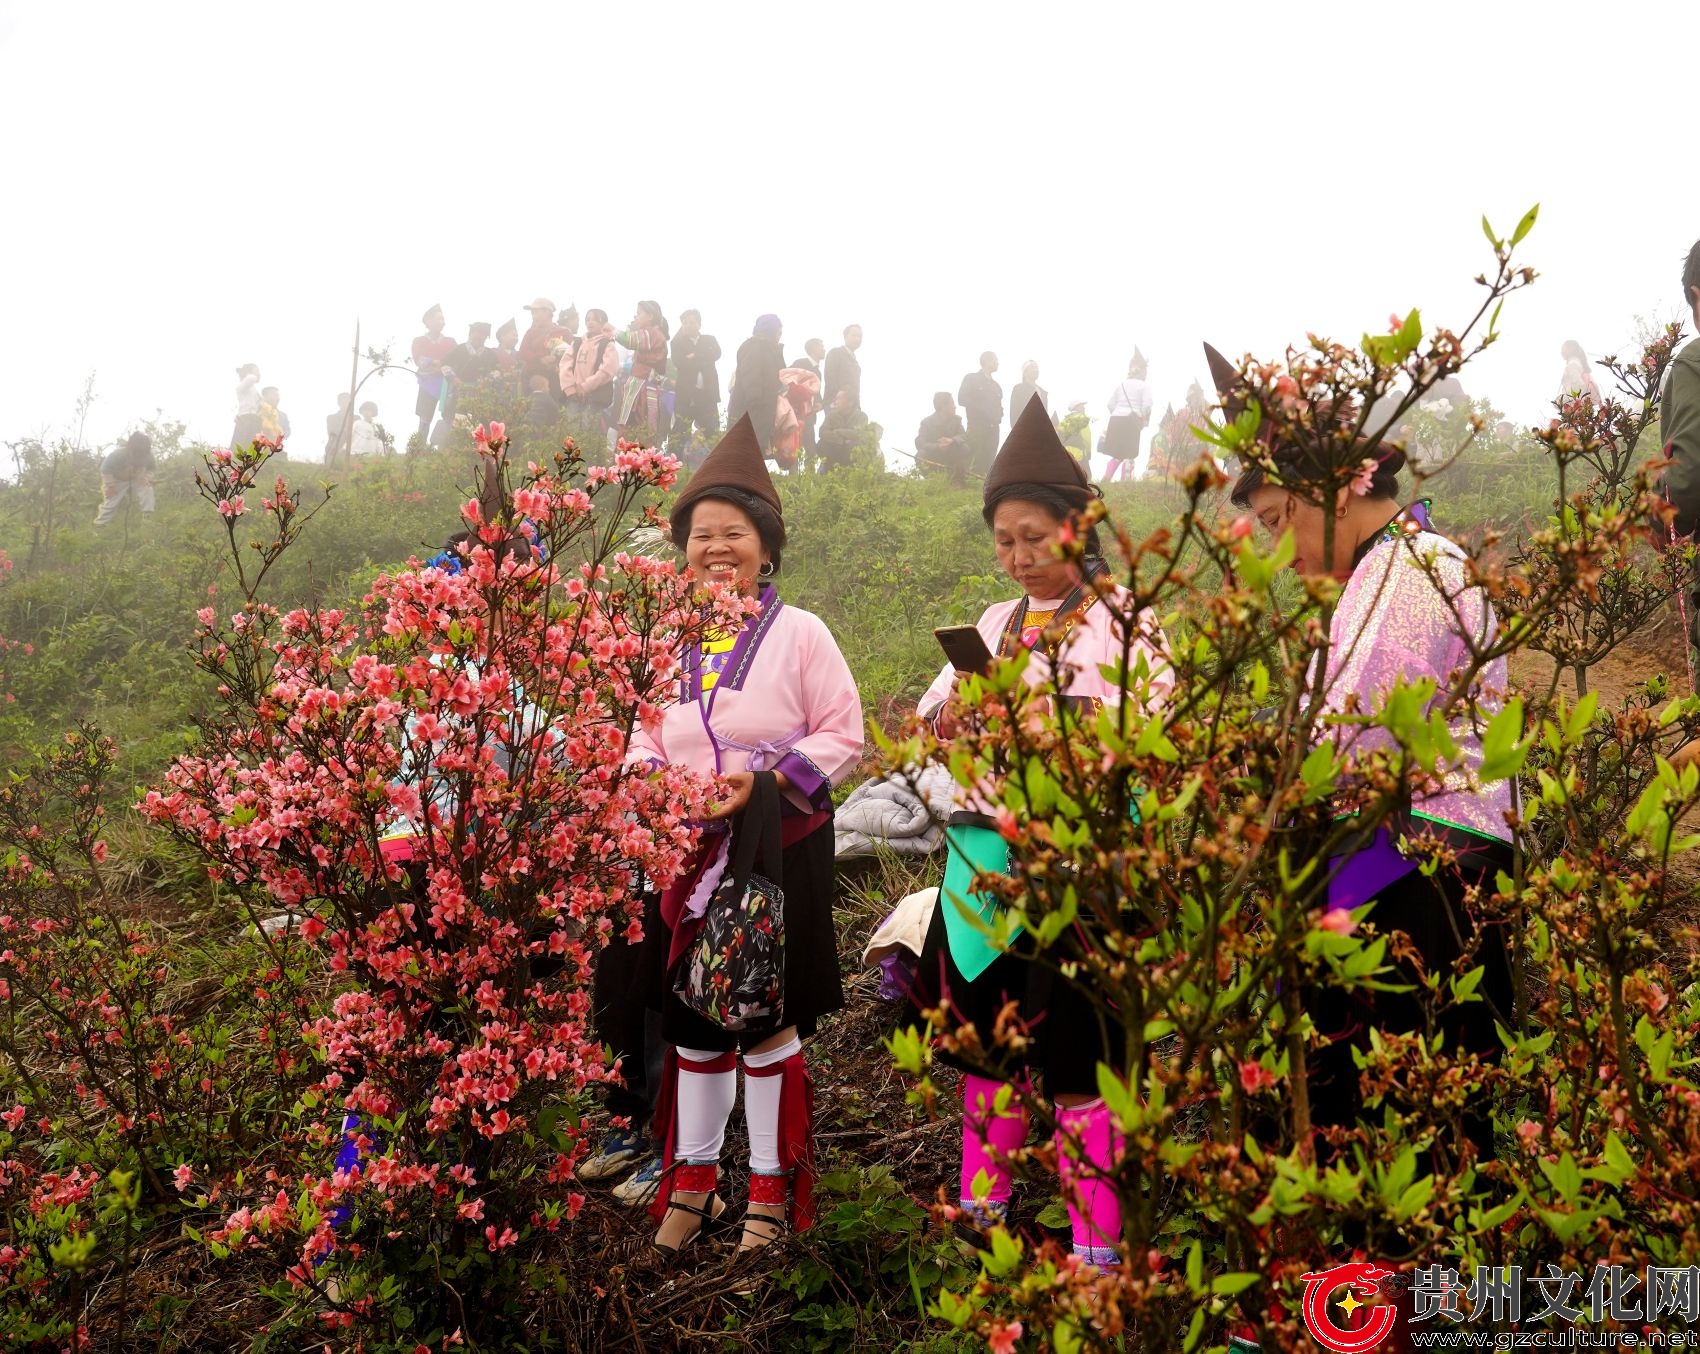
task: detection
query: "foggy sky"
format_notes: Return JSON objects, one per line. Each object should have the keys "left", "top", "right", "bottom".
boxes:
{"left": 1, "top": 1, "right": 1695, "bottom": 469}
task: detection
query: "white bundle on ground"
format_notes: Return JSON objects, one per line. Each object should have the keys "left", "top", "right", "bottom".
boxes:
{"left": 833, "top": 764, "right": 955, "bottom": 859}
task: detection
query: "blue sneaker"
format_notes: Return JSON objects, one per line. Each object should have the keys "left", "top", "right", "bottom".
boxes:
{"left": 579, "top": 1128, "right": 649, "bottom": 1182}
{"left": 612, "top": 1154, "right": 664, "bottom": 1206}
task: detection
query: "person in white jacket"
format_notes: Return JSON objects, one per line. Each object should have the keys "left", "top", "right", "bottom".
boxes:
{"left": 231, "top": 364, "right": 262, "bottom": 448}
{"left": 350, "top": 401, "right": 385, "bottom": 458}
{"left": 1103, "top": 351, "right": 1154, "bottom": 481}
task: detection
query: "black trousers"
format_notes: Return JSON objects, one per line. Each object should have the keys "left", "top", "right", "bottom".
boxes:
{"left": 593, "top": 927, "right": 665, "bottom": 1135}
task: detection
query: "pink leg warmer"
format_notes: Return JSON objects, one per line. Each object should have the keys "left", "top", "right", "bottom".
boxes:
{"left": 961, "top": 1073, "right": 1027, "bottom": 1210}
{"left": 1055, "top": 1097, "right": 1123, "bottom": 1265}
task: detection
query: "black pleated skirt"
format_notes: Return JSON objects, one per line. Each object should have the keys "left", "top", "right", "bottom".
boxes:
{"left": 1305, "top": 838, "right": 1515, "bottom": 1155}
{"left": 910, "top": 893, "right": 1124, "bottom": 1097}
{"left": 638, "top": 816, "right": 844, "bottom": 1053}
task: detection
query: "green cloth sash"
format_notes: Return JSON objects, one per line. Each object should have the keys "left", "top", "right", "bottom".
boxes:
{"left": 940, "top": 823, "right": 1019, "bottom": 982}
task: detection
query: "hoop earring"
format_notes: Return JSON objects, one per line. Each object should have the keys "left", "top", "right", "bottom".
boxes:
{"left": 758, "top": 561, "right": 775, "bottom": 578}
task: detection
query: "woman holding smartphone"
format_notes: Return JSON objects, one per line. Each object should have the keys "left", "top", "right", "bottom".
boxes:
{"left": 913, "top": 399, "right": 1172, "bottom": 1267}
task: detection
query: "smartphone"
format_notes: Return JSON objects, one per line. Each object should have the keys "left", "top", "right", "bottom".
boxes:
{"left": 934, "top": 625, "right": 994, "bottom": 675}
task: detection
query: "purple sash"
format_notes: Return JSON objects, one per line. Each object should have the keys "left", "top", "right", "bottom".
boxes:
{"left": 1326, "top": 826, "right": 1418, "bottom": 913}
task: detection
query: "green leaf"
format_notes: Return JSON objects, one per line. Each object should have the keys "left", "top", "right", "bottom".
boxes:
{"left": 1538, "top": 1205, "right": 1593, "bottom": 1244}
{"left": 1478, "top": 696, "right": 1530, "bottom": 783}
{"left": 884, "top": 1025, "right": 928, "bottom": 1076}
{"left": 1510, "top": 203, "right": 1539, "bottom": 245}
{"left": 1481, "top": 214, "right": 1500, "bottom": 250}
{"left": 1397, "top": 308, "right": 1424, "bottom": 358}
{"left": 1183, "top": 1304, "right": 1208, "bottom": 1354}
{"left": 1449, "top": 964, "right": 1486, "bottom": 1005}
{"left": 906, "top": 1250, "right": 927, "bottom": 1316}
{"left": 1035, "top": 1201, "right": 1072, "bottom": 1229}
{"left": 1586, "top": 1132, "right": 1635, "bottom": 1187}
{"left": 982, "top": 1224, "right": 1023, "bottom": 1276}
{"left": 1394, "top": 1175, "right": 1435, "bottom": 1221}
{"left": 1564, "top": 690, "right": 1599, "bottom": 744}
{"left": 1649, "top": 1029, "right": 1675, "bottom": 1081}
{"left": 1132, "top": 716, "right": 1179, "bottom": 763}
{"left": 1537, "top": 1151, "right": 1583, "bottom": 1199}
{"left": 1299, "top": 744, "right": 1340, "bottom": 805}
{"left": 1468, "top": 1191, "right": 1525, "bottom": 1232}
{"left": 1212, "top": 1271, "right": 1262, "bottom": 1297}
{"left": 1096, "top": 1062, "right": 1141, "bottom": 1130}
{"left": 932, "top": 1286, "right": 976, "bottom": 1328}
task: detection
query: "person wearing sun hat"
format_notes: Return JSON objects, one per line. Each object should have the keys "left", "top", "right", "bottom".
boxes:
{"left": 911, "top": 398, "right": 1173, "bottom": 1267}
{"left": 624, "top": 414, "right": 863, "bottom": 1265}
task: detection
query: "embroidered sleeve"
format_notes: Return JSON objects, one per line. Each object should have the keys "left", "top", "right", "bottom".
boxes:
{"left": 774, "top": 749, "right": 831, "bottom": 812}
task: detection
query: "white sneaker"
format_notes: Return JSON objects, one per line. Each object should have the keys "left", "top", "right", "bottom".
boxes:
{"left": 579, "top": 1128, "right": 649, "bottom": 1183}
{"left": 611, "top": 1156, "right": 663, "bottom": 1206}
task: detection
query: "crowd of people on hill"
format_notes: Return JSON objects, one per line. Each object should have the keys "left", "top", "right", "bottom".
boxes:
{"left": 305, "top": 300, "right": 875, "bottom": 475}
{"left": 98, "top": 249, "right": 1700, "bottom": 670}
{"left": 217, "top": 295, "right": 1185, "bottom": 489}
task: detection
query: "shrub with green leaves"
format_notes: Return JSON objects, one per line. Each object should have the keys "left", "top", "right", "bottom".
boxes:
{"left": 882, "top": 216, "right": 1700, "bottom": 1351}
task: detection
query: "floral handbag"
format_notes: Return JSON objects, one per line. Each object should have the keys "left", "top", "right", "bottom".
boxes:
{"left": 673, "top": 771, "right": 786, "bottom": 1032}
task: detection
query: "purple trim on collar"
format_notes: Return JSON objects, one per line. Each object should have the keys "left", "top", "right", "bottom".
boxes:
{"left": 684, "top": 585, "right": 783, "bottom": 702}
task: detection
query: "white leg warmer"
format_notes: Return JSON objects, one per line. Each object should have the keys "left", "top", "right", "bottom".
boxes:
{"left": 674, "top": 1045, "right": 737, "bottom": 1163}
{"left": 742, "top": 1035, "right": 802, "bottom": 1175}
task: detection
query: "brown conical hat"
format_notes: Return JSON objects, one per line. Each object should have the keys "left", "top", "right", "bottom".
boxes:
{"left": 983, "top": 395, "right": 1094, "bottom": 506}
{"left": 1203, "top": 342, "right": 1250, "bottom": 422}
{"left": 669, "top": 413, "right": 783, "bottom": 534}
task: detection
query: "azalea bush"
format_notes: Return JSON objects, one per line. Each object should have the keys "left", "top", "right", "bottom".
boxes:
{"left": 884, "top": 215, "right": 1700, "bottom": 1351}
{"left": 11, "top": 425, "right": 740, "bottom": 1349}
{"left": 0, "top": 724, "right": 323, "bottom": 1352}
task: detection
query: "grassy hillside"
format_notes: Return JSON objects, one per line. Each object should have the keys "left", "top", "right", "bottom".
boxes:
{"left": 0, "top": 427, "right": 1557, "bottom": 785}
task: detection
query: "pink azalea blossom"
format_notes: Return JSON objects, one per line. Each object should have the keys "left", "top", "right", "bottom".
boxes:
{"left": 118, "top": 436, "right": 726, "bottom": 1289}
{"left": 1316, "top": 908, "right": 1357, "bottom": 936}
{"left": 1238, "top": 1060, "right": 1276, "bottom": 1094}
{"left": 987, "top": 1320, "right": 1024, "bottom": 1354}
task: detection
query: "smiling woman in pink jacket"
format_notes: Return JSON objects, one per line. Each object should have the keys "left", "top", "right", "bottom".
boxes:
{"left": 628, "top": 415, "right": 863, "bottom": 1266}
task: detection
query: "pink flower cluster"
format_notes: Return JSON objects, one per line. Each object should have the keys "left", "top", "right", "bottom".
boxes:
{"left": 141, "top": 425, "right": 732, "bottom": 1276}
